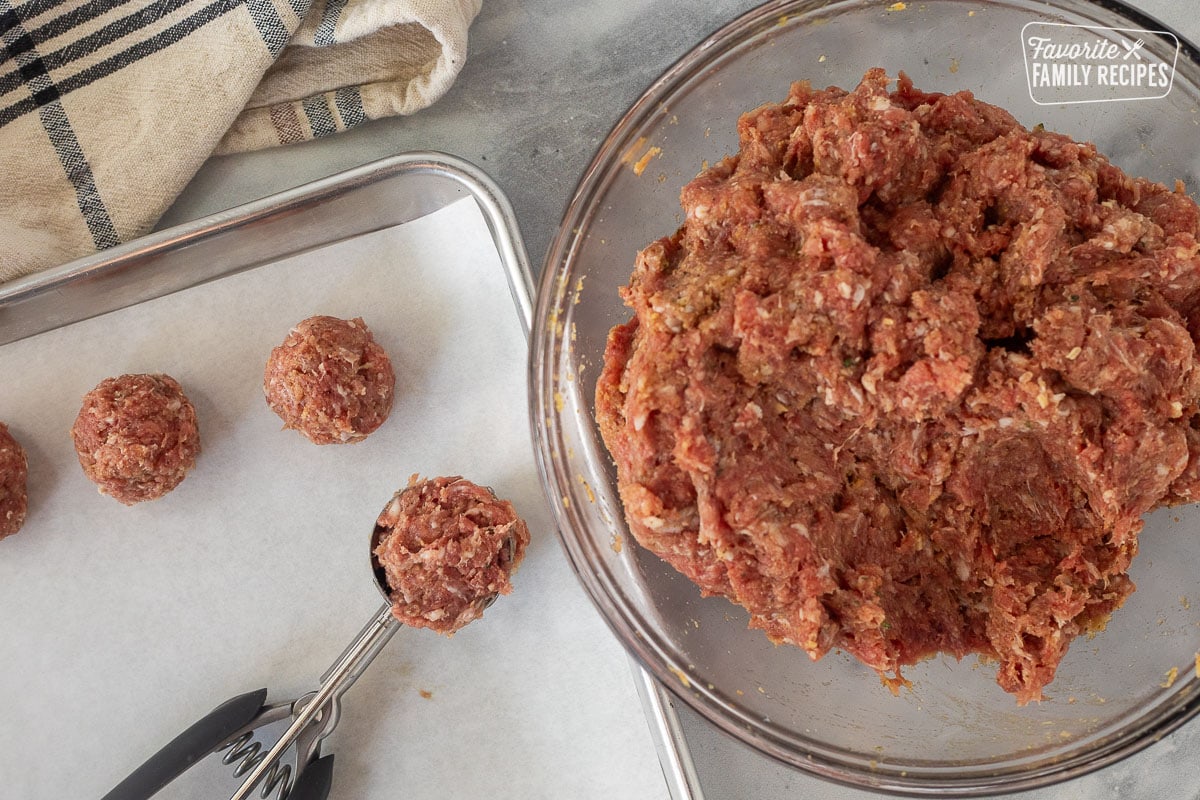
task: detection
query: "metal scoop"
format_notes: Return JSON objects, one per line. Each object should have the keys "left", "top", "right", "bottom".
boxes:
{"left": 224, "top": 544, "right": 401, "bottom": 799}
{"left": 101, "top": 499, "right": 500, "bottom": 800}
{"left": 227, "top": 515, "right": 502, "bottom": 800}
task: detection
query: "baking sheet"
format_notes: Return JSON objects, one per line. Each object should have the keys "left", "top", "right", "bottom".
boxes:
{"left": 0, "top": 196, "right": 667, "bottom": 799}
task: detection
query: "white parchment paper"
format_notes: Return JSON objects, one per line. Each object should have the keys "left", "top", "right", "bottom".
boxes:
{"left": 0, "top": 198, "right": 667, "bottom": 799}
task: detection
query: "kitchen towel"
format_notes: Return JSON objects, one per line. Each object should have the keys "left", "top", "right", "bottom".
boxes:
{"left": 0, "top": 0, "right": 482, "bottom": 282}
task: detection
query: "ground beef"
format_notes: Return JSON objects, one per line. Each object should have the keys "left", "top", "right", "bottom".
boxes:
{"left": 373, "top": 475, "right": 529, "bottom": 635}
{"left": 264, "top": 315, "right": 395, "bottom": 445}
{"left": 595, "top": 68, "right": 1200, "bottom": 703}
{"left": 0, "top": 422, "right": 28, "bottom": 537}
{"left": 71, "top": 374, "right": 201, "bottom": 505}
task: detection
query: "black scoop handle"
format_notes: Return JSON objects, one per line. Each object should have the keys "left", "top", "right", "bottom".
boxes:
{"left": 99, "top": 688, "right": 268, "bottom": 800}
{"left": 286, "top": 753, "right": 335, "bottom": 800}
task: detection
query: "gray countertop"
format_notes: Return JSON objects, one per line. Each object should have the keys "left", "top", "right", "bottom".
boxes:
{"left": 163, "top": 1, "right": 1200, "bottom": 798}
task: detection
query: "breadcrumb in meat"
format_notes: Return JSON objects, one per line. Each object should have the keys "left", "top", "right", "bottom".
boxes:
{"left": 373, "top": 475, "right": 529, "bottom": 635}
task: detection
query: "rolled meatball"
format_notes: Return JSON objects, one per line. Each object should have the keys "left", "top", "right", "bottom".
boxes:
{"left": 71, "top": 374, "right": 201, "bottom": 505}
{"left": 373, "top": 475, "right": 530, "bottom": 634}
{"left": 264, "top": 315, "right": 395, "bottom": 445}
{"left": 0, "top": 422, "right": 28, "bottom": 538}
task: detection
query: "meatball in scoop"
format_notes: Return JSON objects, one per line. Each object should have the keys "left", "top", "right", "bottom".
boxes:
{"left": 373, "top": 475, "right": 530, "bottom": 635}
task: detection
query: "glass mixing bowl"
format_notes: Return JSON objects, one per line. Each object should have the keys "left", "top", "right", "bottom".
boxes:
{"left": 530, "top": 0, "right": 1200, "bottom": 794}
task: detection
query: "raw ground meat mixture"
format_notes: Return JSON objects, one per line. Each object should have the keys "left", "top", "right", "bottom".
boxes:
{"left": 0, "top": 422, "right": 27, "bottom": 538}
{"left": 373, "top": 475, "right": 530, "bottom": 635}
{"left": 264, "top": 315, "right": 395, "bottom": 445}
{"left": 71, "top": 374, "right": 201, "bottom": 506}
{"left": 595, "top": 68, "right": 1200, "bottom": 703}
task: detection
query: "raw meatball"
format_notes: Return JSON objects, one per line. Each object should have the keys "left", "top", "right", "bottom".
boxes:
{"left": 264, "top": 315, "right": 395, "bottom": 445}
{"left": 0, "top": 423, "right": 28, "bottom": 538}
{"left": 373, "top": 475, "right": 530, "bottom": 634}
{"left": 71, "top": 374, "right": 201, "bottom": 505}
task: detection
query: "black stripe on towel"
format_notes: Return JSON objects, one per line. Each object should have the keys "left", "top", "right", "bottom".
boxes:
{"left": 0, "top": 0, "right": 241, "bottom": 127}
{"left": 0, "top": 0, "right": 118, "bottom": 249}
{"left": 21, "top": 0, "right": 141, "bottom": 52}
{"left": 244, "top": 0, "right": 291, "bottom": 57}
{"left": 0, "top": 0, "right": 79, "bottom": 37}
{"left": 1, "top": 0, "right": 303, "bottom": 119}
{"left": 333, "top": 85, "right": 363, "bottom": 128}
{"left": 38, "top": 98, "right": 120, "bottom": 248}
{"left": 1, "top": 0, "right": 204, "bottom": 98}
{"left": 302, "top": 94, "right": 336, "bottom": 138}
{"left": 313, "top": 0, "right": 345, "bottom": 46}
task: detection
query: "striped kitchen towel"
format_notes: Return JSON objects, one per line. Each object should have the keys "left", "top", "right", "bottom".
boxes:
{"left": 0, "top": 0, "right": 482, "bottom": 282}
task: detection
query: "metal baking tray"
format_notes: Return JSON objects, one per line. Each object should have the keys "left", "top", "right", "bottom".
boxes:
{"left": 0, "top": 152, "right": 702, "bottom": 800}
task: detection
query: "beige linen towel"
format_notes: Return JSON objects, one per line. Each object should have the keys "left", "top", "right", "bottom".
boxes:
{"left": 0, "top": 0, "right": 481, "bottom": 282}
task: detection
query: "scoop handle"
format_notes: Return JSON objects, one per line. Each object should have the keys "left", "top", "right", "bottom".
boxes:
{"left": 100, "top": 688, "right": 268, "bottom": 800}
{"left": 229, "top": 604, "right": 401, "bottom": 800}
{"left": 288, "top": 753, "right": 336, "bottom": 800}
